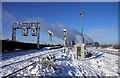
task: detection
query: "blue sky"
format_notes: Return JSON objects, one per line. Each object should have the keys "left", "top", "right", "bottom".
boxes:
{"left": 2, "top": 2, "right": 118, "bottom": 44}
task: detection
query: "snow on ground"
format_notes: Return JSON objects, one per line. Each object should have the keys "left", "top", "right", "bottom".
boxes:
{"left": 1, "top": 47, "right": 51, "bottom": 61}
{"left": 83, "top": 48, "right": 118, "bottom": 76}
{"left": 0, "top": 48, "right": 63, "bottom": 77}
{"left": 0, "top": 47, "right": 52, "bottom": 67}
{"left": 0, "top": 47, "right": 119, "bottom": 77}
{"left": 105, "top": 47, "right": 118, "bottom": 52}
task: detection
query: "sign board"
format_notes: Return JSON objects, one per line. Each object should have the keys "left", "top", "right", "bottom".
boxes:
{"left": 32, "top": 28, "right": 37, "bottom": 36}
{"left": 22, "top": 28, "right": 28, "bottom": 36}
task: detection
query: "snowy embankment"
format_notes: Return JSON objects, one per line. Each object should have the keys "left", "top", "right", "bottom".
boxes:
{"left": 84, "top": 48, "right": 118, "bottom": 76}
{"left": 88, "top": 47, "right": 119, "bottom": 56}
{"left": 0, "top": 47, "right": 119, "bottom": 77}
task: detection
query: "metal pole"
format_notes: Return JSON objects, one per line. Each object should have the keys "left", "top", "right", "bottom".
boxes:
{"left": 50, "top": 35, "right": 52, "bottom": 47}
{"left": 12, "top": 26, "right": 16, "bottom": 41}
{"left": 37, "top": 22, "right": 40, "bottom": 50}
{"left": 64, "top": 37, "right": 66, "bottom": 53}
{"left": 81, "top": 14, "right": 83, "bottom": 44}
{"left": 12, "top": 24, "right": 14, "bottom": 41}
{"left": 48, "top": 30, "right": 53, "bottom": 48}
{"left": 80, "top": 11, "right": 84, "bottom": 44}
{"left": 63, "top": 29, "right": 66, "bottom": 53}
{"left": 49, "top": 34, "right": 52, "bottom": 47}
{"left": 80, "top": 11, "right": 84, "bottom": 60}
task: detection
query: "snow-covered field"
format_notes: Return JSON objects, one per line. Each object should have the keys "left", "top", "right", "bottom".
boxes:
{"left": 0, "top": 47, "right": 119, "bottom": 77}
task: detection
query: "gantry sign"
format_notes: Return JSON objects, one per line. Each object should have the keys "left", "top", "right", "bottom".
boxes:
{"left": 12, "top": 21, "right": 40, "bottom": 50}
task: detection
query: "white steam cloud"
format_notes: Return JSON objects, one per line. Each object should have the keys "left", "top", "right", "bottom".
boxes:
{"left": 26, "top": 18, "right": 94, "bottom": 43}
{"left": 2, "top": 9, "right": 94, "bottom": 43}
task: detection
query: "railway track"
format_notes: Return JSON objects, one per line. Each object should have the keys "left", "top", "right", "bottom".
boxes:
{"left": 102, "top": 50, "right": 119, "bottom": 56}
{"left": 1, "top": 48, "right": 63, "bottom": 77}
{"left": 87, "top": 48, "right": 119, "bottom": 56}
{"left": 3, "top": 62, "right": 36, "bottom": 77}
{"left": 95, "top": 49, "right": 119, "bottom": 56}
{"left": 1, "top": 48, "right": 63, "bottom": 68}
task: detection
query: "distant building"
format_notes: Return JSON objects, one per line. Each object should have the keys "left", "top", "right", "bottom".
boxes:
{"left": 66, "top": 41, "right": 75, "bottom": 47}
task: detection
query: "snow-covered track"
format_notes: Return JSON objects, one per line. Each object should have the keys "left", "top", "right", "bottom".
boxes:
{"left": 102, "top": 49, "right": 119, "bottom": 56}
{"left": 1, "top": 48, "right": 63, "bottom": 77}
{"left": 3, "top": 62, "right": 36, "bottom": 77}
{"left": 87, "top": 48, "right": 119, "bottom": 56}
{"left": 1, "top": 55, "right": 39, "bottom": 68}
{"left": 1, "top": 48, "right": 63, "bottom": 68}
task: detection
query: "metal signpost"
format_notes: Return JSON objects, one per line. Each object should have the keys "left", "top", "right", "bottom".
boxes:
{"left": 48, "top": 30, "right": 53, "bottom": 47}
{"left": 63, "top": 29, "right": 67, "bottom": 53}
{"left": 12, "top": 21, "right": 40, "bottom": 50}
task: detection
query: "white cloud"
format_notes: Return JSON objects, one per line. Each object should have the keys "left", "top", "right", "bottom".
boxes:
{"left": 88, "top": 27, "right": 112, "bottom": 38}
{"left": 2, "top": 9, "right": 16, "bottom": 23}
{"left": 2, "top": 9, "right": 93, "bottom": 43}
